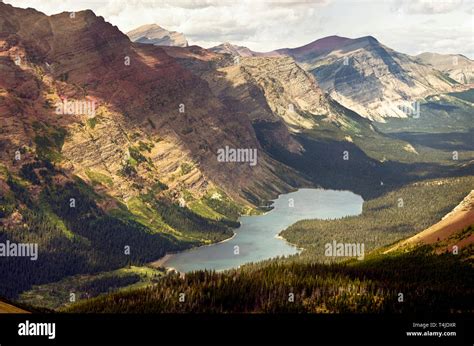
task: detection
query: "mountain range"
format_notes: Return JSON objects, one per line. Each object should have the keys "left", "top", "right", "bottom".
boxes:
{"left": 208, "top": 36, "right": 473, "bottom": 121}
{"left": 127, "top": 23, "right": 474, "bottom": 121}
{"left": 0, "top": 2, "right": 473, "bottom": 313}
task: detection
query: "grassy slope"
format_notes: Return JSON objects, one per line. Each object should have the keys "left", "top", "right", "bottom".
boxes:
{"left": 19, "top": 266, "right": 164, "bottom": 310}
{"left": 0, "top": 299, "right": 30, "bottom": 313}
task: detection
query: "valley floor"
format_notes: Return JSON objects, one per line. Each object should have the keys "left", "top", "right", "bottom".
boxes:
{"left": 14, "top": 176, "right": 473, "bottom": 313}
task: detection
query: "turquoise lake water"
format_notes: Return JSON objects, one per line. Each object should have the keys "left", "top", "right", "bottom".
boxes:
{"left": 163, "top": 188, "right": 363, "bottom": 272}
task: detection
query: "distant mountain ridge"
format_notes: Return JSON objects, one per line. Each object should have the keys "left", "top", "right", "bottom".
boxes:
{"left": 270, "top": 35, "right": 458, "bottom": 121}
{"left": 211, "top": 35, "right": 467, "bottom": 121}
{"left": 273, "top": 35, "right": 354, "bottom": 59}
{"left": 416, "top": 52, "right": 474, "bottom": 85}
{"left": 209, "top": 42, "right": 260, "bottom": 57}
{"left": 127, "top": 24, "right": 188, "bottom": 47}
{"left": 208, "top": 42, "right": 275, "bottom": 57}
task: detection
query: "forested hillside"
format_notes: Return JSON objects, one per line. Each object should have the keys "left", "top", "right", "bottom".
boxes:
{"left": 66, "top": 245, "right": 474, "bottom": 313}
{"left": 1, "top": 2, "right": 473, "bottom": 316}
{"left": 64, "top": 175, "right": 474, "bottom": 314}
{"left": 281, "top": 176, "right": 474, "bottom": 261}
{"left": 0, "top": 161, "right": 235, "bottom": 299}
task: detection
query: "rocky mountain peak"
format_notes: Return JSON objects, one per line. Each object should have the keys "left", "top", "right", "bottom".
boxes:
{"left": 127, "top": 23, "right": 188, "bottom": 47}
{"left": 274, "top": 35, "right": 457, "bottom": 121}
{"left": 416, "top": 52, "right": 474, "bottom": 84}
{"left": 209, "top": 42, "right": 260, "bottom": 57}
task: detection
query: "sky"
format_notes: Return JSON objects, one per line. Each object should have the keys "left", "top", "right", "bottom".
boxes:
{"left": 4, "top": 0, "right": 474, "bottom": 58}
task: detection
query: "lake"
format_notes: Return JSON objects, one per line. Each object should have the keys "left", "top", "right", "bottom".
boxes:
{"left": 162, "top": 188, "right": 364, "bottom": 272}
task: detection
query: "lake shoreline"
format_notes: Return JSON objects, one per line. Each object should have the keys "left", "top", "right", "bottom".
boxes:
{"left": 274, "top": 234, "right": 304, "bottom": 252}
{"left": 153, "top": 188, "right": 363, "bottom": 273}
{"left": 149, "top": 231, "right": 238, "bottom": 271}
{"left": 150, "top": 203, "right": 283, "bottom": 271}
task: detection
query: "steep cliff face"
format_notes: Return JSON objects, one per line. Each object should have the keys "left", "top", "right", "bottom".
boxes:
{"left": 127, "top": 24, "right": 188, "bottom": 47}
{"left": 163, "top": 45, "right": 382, "bottom": 156}
{"left": 416, "top": 52, "right": 474, "bottom": 85}
{"left": 0, "top": 3, "right": 304, "bottom": 207}
{"left": 161, "top": 47, "right": 392, "bottom": 203}
{"left": 0, "top": 3, "right": 314, "bottom": 299}
{"left": 275, "top": 36, "right": 458, "bottom": 121}
{"left": 204, "top": 56, "right": 331, "bottom": 130}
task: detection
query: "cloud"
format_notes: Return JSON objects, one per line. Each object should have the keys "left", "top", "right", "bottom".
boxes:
{"left": 265, "top": 0, "right": 330, "bottom": 8}
{"left": 381, "top": 16, "right": 473, "bottom": 58}
{"left": 4, "top": 0, "right": 473, "bottom": 57}
{"left": 160, "top": 0, "right": 229, "bottom": 9}
{"left": 392, "top": 0, "right": 464, "bottom": 15}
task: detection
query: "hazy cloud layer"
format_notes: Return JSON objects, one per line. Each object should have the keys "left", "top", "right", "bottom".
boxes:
{"left": 392, "top": 0, "right": 464, "bottom": 14}
{"left": 5, "top": 0, "right": 473, "bottom": 57}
